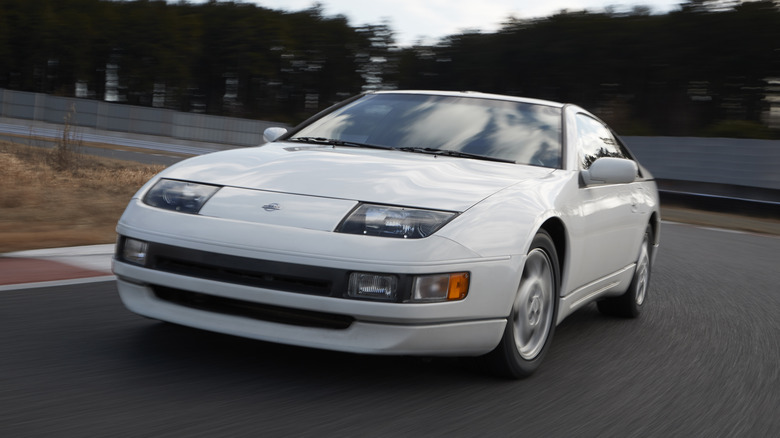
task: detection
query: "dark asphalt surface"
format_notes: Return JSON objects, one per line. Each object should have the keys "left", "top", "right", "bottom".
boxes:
{"left": 1, "top": 222, "right": 778, "bottom": 437}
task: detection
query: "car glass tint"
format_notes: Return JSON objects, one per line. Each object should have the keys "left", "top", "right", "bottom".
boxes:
{"left": 292, "top": 94, "right": 562, "bottom": 168}
{"left": 576, "top": 113, "right": 627, "bottom": 169}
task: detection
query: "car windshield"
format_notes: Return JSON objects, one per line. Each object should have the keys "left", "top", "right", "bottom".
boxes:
{"left": 289, "top": 93, "right": 563, "bottom": 168}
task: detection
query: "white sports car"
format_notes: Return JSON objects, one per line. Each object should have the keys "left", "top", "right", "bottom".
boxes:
{"left": 113, "top": 90, "right": 660, "bottom": 378}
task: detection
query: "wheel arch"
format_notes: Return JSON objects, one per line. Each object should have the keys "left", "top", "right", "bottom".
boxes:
{"left": 648, "top": 211, "right": 660, "bottom": 257}
{"left": 538, "top": 217, "right": 567, "bottom": 287}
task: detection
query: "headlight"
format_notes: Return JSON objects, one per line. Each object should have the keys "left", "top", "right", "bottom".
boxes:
{"left": 336, "top": 203, "right": 457, "bottom": 239}
{"left": 142, "top": 179, "right": 220, "bottom": 214}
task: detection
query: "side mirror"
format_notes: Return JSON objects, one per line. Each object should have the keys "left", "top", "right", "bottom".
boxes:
{"left": 263, "top": 127, "right": 288, "bottom": 143}
{"left": 582, "top": 157, "right": 638, "bottom": 185}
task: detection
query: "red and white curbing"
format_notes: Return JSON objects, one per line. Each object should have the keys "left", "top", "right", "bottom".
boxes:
{"left": 0, "top": 244, "right": 115, "bottom": 291}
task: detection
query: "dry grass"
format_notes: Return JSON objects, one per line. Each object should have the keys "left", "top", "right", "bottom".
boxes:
{"left": 0, "top": 140, "right": 164, "bottom": 253}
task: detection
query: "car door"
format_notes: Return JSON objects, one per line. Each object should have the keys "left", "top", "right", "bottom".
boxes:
{"left": 563, "top": 112, "right": 647, "bottom": 296}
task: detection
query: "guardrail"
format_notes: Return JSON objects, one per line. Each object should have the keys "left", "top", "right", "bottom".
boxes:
{"left": 625, "top": 136, "right": 780, "bottom": 215}
{"left": 0, "top": 88, "right": 280, "bottom": 147}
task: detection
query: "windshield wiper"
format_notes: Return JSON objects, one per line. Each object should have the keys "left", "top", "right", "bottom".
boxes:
{"left": 398, "top": 147, "right": 516, "bottom": 163}
{"left": 286, "top": 137, "right": 392, "bottom": 150}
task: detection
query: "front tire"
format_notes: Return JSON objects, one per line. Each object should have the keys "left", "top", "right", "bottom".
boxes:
{"left": 481, "top": 230, "right": 559, "bottom": 379}
{"left": 597, "top": 224, "right": 653, "bottom": 318}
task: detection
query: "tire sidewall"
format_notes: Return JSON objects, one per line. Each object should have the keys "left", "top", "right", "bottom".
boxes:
{"left": 629, "top": 225, "right": 653, "bottom": 314}
{"left": 496, "top": 230, "right": 560, "bottom": 377}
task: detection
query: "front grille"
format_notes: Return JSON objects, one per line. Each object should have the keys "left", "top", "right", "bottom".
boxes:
{"left": 143, "top": 242, "right": 348, "bottom": 297}
{"left": 153, "top": 286, "right": 354, "bottom": 329}
{"left": 154, "top": 256, "right": 333, "bottom": 296}
{"left": 116, "top": 238, "right": 416, "bottom": 302}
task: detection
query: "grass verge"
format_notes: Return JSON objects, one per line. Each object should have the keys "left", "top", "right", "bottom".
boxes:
{"left": 0, "top": 140, "right": 164, "bottom": 253}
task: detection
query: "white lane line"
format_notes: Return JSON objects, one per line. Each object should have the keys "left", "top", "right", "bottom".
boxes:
{"left": 0, "top": 275, "right": 116, "bottom": 292}
{"left": 699, "top": 227, "right": 748, "bottom": 234}
{"left": 4, "top": 244, "right": 115, "bottom": 258}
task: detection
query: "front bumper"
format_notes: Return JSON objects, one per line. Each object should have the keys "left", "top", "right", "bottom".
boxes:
{"left": 113, "top": 246, "right": 517, "bottom": 355}
{"left": 113, "top": 198, "right": 525, "bottom": 356}
{"left": 116, "top": 276, "right": 507, "bottom": 356}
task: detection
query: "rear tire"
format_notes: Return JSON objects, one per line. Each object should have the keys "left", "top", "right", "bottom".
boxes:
{"left": 597, "top": 225, "right": 653, "bottom": 318}
{"left": 480, "top": 230, "right": 559, "bottom": 379}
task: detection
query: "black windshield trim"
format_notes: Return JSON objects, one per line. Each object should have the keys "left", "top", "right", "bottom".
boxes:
{"left": 397, "top": 147, "right": 516, "bottom": 164}
{"left": 286, "top": 137, "right": 394, "bottom": 150}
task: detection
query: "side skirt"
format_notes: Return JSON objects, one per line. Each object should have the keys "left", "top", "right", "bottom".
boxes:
{"left": 557, "top": 263, "right": 636, "bottom": 324}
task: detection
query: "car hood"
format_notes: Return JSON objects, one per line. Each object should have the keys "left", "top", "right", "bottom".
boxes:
{"left": 160, "top": 143, "right": 555, "bottom": 211}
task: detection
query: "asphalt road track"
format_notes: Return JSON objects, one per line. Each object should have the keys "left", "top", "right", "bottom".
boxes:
{"left": 1, "top": 222, "right": 778, "bottom": 437}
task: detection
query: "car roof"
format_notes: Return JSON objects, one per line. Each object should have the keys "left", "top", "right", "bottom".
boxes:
{"left": 370, "top": 90, "right": 566, "bottom": 109}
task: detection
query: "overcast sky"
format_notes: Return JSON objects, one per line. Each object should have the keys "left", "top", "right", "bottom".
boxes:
{"left": 243, "top": 0, "right": 687, "bottom": 46}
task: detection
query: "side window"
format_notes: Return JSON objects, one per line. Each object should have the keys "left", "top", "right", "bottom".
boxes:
{"left": 576, "top": 114, "right": 626, "bottom": 169}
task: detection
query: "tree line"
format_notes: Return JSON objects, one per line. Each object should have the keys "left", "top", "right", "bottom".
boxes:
{"left": 0, "top": 0, "right": 778, "bottom": 137}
